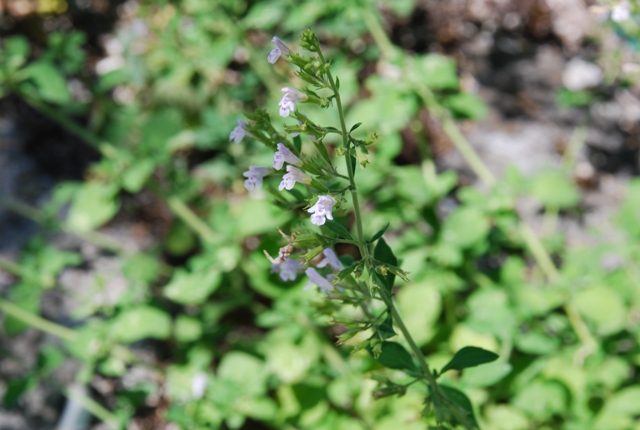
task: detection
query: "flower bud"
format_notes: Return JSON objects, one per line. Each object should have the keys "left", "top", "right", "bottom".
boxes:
{"left": 364, "top": 132, "right": 380, "bottom": 145}
{"left": 355, "top": 145, "right": 369, "bottom": 169}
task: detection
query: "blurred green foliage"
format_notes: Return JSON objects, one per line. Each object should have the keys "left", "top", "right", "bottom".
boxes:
{"left": 1, "top": 1, "right": 640, "bottom": 429}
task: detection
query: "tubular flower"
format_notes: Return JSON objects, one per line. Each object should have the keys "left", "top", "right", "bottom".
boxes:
{"left": 308, "top": 195, "right": 336, "bottom": 226}
{"left": 242, "top": 166, "right": 271, "bottom": 191}
{"left": 317, "top": 248, "right": 344, "bottom": 271}
{"left": 272, "top": 258, "right": 301, "bottom": 281}
{"left": 273, "top": 143, "right": 302, "bottom": 170}
{"left": 229, "top": 119, "right": 252, "bottom": 144}
{"left": 279, "top": 87, "right": 308, "bottom": 117}
{"left": 267, "top": 36, "right": 291, "bottom": 64}
{"left": 279, "top": 166, "right": 311, "bottom": 190}
{"left": 304, "top": 267, "right": 334, "bottom": 293}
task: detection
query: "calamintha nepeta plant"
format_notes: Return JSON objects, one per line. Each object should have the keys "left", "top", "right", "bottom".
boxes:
{"left": 230, "top": 30, "right": 499, "bottom": 429}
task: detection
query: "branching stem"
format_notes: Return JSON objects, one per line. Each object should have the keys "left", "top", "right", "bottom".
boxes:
{"left": 321, "top": 52, "right": 440, "bottom": 392}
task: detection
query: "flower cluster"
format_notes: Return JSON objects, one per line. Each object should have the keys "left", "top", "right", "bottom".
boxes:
{"left": 268, "top": 247, "right": 343, "bottom": 293}
{"left": 231, "top": 34, "right": 343, "bottom": 294}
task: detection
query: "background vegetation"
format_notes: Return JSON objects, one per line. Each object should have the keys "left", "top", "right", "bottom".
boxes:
{"left": 1, "top": 0, "right": 640, "bottom": 429}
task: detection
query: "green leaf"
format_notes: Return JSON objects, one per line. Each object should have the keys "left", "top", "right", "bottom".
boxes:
{"left": 110, "top": 306, "right": 172, "bottom": 343}
{"left": 513, "top": 380, "right": 567, "bottom": 420}
{"left": 3, "top": 377, "right": 36, "bottom": 408}
{"left": 218, "top": 352, "right": 268, "bottom": 397}
{"left": 439, "top": 385, "right": 479, "bottom": 429}
{"left": 439, "top": 346, "right": 499, "bottom": 375}
{"left": 350, "top": 122, "right": 362, "bottom": 132}
{"left": 378, "top": 313, "right": 396, "bottom": 340}
{"left": 66, "top": 182, "right": 120, "bottom": 233}
{"left": 573, "top": 284, "right": 627, "bottom": 336}
{"left": 163, "top": 268, "right": 222, "bottom": 305}
{"left": 443, "top": 93, "right": 488, "bottom": 120}
{"left": 374, "top": 238, "right": 398, "bottom": 292}
{"left": 121, "top": 159, "right": 155, "bottom": 193}
{"left": 4, "top": 283, "right": 41, "bottom": 336}
{"left": 323, "top": 220, "right": 353, "bottom": 239}
{"left": 121, "top": 253, "right": 161, "bottom": 286}
{"left": 461, "top": 361, "right": 512, "bottom": 388}
{"left": 22, "top": 60, "right": 71, "bottom": 104}
{"left": 441, "top": 207, "right": 489, "bottom": 249}
{"left": 243, "top": 2, "right": 285, "bottom": 29}
{"left": 368, "top": 222, "right": 390, "bottom": 243}
{"left": 4, "top": 36, "right": 30, "bottom": 71}
{"left": 530, "top": 170, "right": 580, "bottom": 209}
{"left": 293, "top": 134, "right": 302, "bottom": 153}
{"left": 174, "top": 315, "right": 203, "bottom": 343}
{"left": 417, "top": 54, "right": 459, "bottom": 90}
{"left": 556, "top": 89, "right": 593, "bottom": 107}
{"left": 397, "top": 281, "right": 441, "bottom": 346}
{"left": 313, "top": 139, "right": 332, "bottom": 165}
{"left": 370, "top": 341, "right": 417, "bottom": 371}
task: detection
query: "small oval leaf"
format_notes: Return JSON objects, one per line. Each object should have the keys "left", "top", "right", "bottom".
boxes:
{"left": 370, "top": 341, "right": 417, "bottom": 371}
{"left": 369, "top": 222, "right": 390, "bottom": 243}
{"left": 323, "top": 220, "right": 353, "bottom": 240}
{"left": 440, "top": 346, "right": 499, "bottom": 375}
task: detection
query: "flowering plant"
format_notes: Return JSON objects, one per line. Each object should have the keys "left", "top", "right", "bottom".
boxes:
{"left": 231, "top": 30, "right": 499, "bottom": 429}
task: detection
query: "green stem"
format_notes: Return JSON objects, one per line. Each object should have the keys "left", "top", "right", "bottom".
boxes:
{"left": 0, "top": 257, "right": 22, "bottom": 277}
{"left": 325, "top": 69, "right": 367, "bottom": 256}
{"left": 0, "top": 196, "right": 125, "bottom": 255}
{"left": 19, "top": 92, "right": 115, "bottom": 154}
{"left": 323, "top": 56, "right": 438, "bottom": 392}
{"left": 378, "top": 286, "right": 438, "bottom": 390}
{"left": 0, "top": 298, "right": 76, "bottom": 341}
{"left": 164, "top": 195, "right": 217, "bottom": 244}
{"left": 63, "top": 385, "right": 122, "bottom": 430}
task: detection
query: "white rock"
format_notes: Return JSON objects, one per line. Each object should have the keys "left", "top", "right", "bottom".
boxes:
{"left": 562, "top": 58, "right": 603, "bottom": 91}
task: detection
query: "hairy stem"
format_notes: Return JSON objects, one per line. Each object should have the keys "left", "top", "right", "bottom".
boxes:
{"left": 323, "top": 58, "right": 439, "bottom": 391}
{"left": 0, "top": 196, "right": 125, "bottom": 255}
{"left": 63, "top": 385, "right": 122, "bottom": 430}
{"left": 0, "top": 298, "right": 76, "bottom": 341}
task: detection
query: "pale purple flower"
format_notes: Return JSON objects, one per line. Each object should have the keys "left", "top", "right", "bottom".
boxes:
{"left": 229, "top": 119, "right": 252, "bottom": 144}
{"left": 279, "top": 87, "right": 308, "bottom": 117}
{"left": 305, "top": 267, "right": 334, "bottom": 293}
{"left": 191, "top": 372, "right": 207, "bottom": 400}
{"left": 317, "top": 248, "right": 344, "bottom": 271}
{"left": 273, "top": 143, "right": 302, "bottom": 170}
{"left": 243, "top": 166, "right": 270, "bottom": 191}
{"left": 612, "top": 1, "right": 631, "bottom": 22}
{"left": 279, "top": 166, "right": 311, "bottom": 190}
{"left": 267, "top": 36, "right": 291, "bottom": 64}
{"left": 308, "top": 195, "right": 336, "bottom": 226}
{"left": 272, "top": 258, "right": 301, "bottom": 281}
